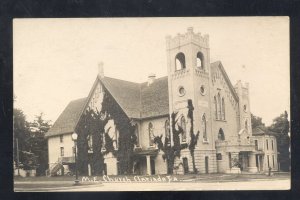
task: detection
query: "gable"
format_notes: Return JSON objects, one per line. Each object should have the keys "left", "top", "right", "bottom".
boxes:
{"left": 45, "top": 97, "right": 87, "bottom": 137}
{"left": 211, "top": 61, "right": 239, "bottom": 105}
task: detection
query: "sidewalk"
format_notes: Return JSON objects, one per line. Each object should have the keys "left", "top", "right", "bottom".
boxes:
{"left": 14, "top": 172, "right": 290, "bottom": 192}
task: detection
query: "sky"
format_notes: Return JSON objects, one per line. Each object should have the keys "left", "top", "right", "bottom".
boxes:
{"left": 13, "top": 17, "right": 289, "bottom": 126}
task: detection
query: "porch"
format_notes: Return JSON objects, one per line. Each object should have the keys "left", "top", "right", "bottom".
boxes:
{"left": 132, "top": 149, "right": 159, "bottom": 175}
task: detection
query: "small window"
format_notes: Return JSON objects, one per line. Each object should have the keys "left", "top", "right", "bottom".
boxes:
{"left": 272, "top": 155, "right": 275, "bottom": 167}
{"left": 60, "top": 147, "right": 64, "bottom": 157}
{"left": 181, "top": 116, "right": 187, "bottom": 142}
{"left": 243, "top": 105, "right": 247, "bottom": 112}
{"left": 200, "top": 85, "right": 205, "bottom": 95}
{"left": 266, "top": 139, "right": 269, "bottom": 150}
{"left": 202, "top": 114, "right": 207, "bottom": 141}
{"left": 135, "top": 125, "right": 139, "bottom": 147}
{"left": 60, "top": 135, "right": 63, "bottom": 143}
{"left": 214, "top": 96, "right": 217, "bottom": 119}
{"left": 222, "top": 98, "right": 225, "bottom": 120}
{"left": 216, "top": 153, "right": 222, "bottom": 160}
{"left": 218, "top": 128, "right": 225, "bottom": 141}
{"left": 178, "top": 86, "right": 186, "bottom": 96}
{"left": 175, "top": 52, "right": 186, "bottom": 71}
{"left": 255, "top": 140, "right": 258, "bottom": 150}
{"left": 217, "top": 93, "right": 222, "bottom": 119}
{"left": 271, "top": 140, "right": 274, "bottom": 150}
{"left": 267, "top": 155, "right": 270, "bottom": 168}
{"left": 244, "top": 119, "right": 248, "bottom": 131}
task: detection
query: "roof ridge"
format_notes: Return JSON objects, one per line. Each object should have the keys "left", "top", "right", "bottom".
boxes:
{"left": 103, "top": 76, "right": 141, "bottom": 85}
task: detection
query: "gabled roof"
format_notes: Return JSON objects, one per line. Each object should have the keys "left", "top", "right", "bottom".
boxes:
{"left": 46, "top": 76, "right": 169, "bottom": 137}
{"left": 252, "top": 126, "right": 276, "bottom": 136}
{"left": 211, "top": 61, "right": 239, "bottom": 101}
{"left": 45, "top": 97, "right": 87, "bottom": 137}
{"left": 100, "top": 77, "right": 142, "bottom": 119}
{"left": 140, "top": 76, "right": 169, "bottom": 118}
{"left": 100, "top": 76, "right": 169, "bottom": 119}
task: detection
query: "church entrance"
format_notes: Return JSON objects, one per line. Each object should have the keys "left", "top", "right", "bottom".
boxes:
{"left": 239, "top": 152, "right": 249, "bottom": 171}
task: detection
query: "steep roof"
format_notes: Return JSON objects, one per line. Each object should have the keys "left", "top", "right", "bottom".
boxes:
{"left": 100, "top": 76, "right": 169, "bottom": 119}
{"left": 252, "top": 126, "right": 276, "bottom": 136}
{"left": 46, "top": 76, "right": 169, "bottom": 137}
{"left": 45, "top": 97, "right": 87, "bottom": 137}
{"left": 100, "top": 77, "right": 142, "bottom": 119}
{"left": 140, "top": 76, "right": 169, "bottom": 118}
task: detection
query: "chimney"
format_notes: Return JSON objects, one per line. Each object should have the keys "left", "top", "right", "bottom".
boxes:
{"left": 147, "top": 73, "right": 156, "bottom": 86}
{"left": 98, "top": 62, "right": 104, "bottom": 78}
{"left": 187, "top": 27, "right": 194, "bottom": 34}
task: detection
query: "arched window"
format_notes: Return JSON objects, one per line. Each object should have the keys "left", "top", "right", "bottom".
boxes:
{"left": 181, "top": 116, "right": 187, "bottom": 142}
{"left": 149, "top": 122, "right": 154, "bottom": 146}
{"left": 218, "top": 128, "right": 225, "bottom": 140}
{"left": 214, "top": 96, "right": 217, "bottom": 119}
{"left": 202, "top": 114, "right": 207, "bottom": 141}
{"left": 197, "top": 52, "right": 204, "bottom": 70}
{"left": 135, "top": 124, "right": 139, "bottom": 147}
{"left": 165, "top": 120, "right": 171, "bottom": 143}
{"left": 87, "top": 135, "right": 93, "bottom": 151}
{"left": 222, "top": 98, "right": 225, "bottom": 120}
{"left": 245, "top": 120, "right": 248, "bottom": 131}
{"left": 114, "top": 129, "right": 119, "bottom": 149}
{"left": 217, "top": 93, "right": 222, "bottom": 119}
{"left": 175, "top": 52, "right": 186, "bottom": 71}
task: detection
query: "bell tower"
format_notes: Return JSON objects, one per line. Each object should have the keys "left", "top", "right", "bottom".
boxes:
{"left": 166, "top": 27, "right": 214, "bottom": 151}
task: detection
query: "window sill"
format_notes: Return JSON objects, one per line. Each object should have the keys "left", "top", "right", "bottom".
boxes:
{"left": 134, "top": 145, "right": 142, "bottom": 150}
{"left": 215, "top": 119, "right": 226, "bottom": 122}
{"left": 202, "top": 139, "right": 209, "bottom": 144}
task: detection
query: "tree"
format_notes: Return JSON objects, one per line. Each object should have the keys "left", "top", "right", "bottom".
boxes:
{"left": 187, "top": 99, "right": 199, "bottom": 174}
{"left": 76, "top": 89, "right": 137, "bottom": 175}
{"left": 268, "top": 111, "right": 290, "bottom": 171}
{"left": 13, "top": 108, "right": 31, "bottom": 170}
{"left": 251, "top": 113, "right": 265, "bottom": 129}
{"left": 28, "top": 113, "right": 52, "bottom": 175}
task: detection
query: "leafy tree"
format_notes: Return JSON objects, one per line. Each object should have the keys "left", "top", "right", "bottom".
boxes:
{"left": 268, "top": 111, "right": 290, "bottom": 171}
{"left": 251, "top": 113, "right": 265, "bottom": 129}
{"left": 13, "top": 108, "right": 31, "bottom": 170}
{"left": 27, "top": 113, "right": 52, "bottom": 175}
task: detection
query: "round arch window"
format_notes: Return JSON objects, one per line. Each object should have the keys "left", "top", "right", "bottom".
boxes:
{"left": 200, "top": 85, "right": 206, "bottom": 95}
{"left": 178, "top": 86, "right": 186, "bottom": 96}
{"left": 243, "top": 105, "right": 247, "bottom": 112}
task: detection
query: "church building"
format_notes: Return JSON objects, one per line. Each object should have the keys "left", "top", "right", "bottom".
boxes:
{"left": 45, "top": 27, "right": 278, "bottom": 176}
